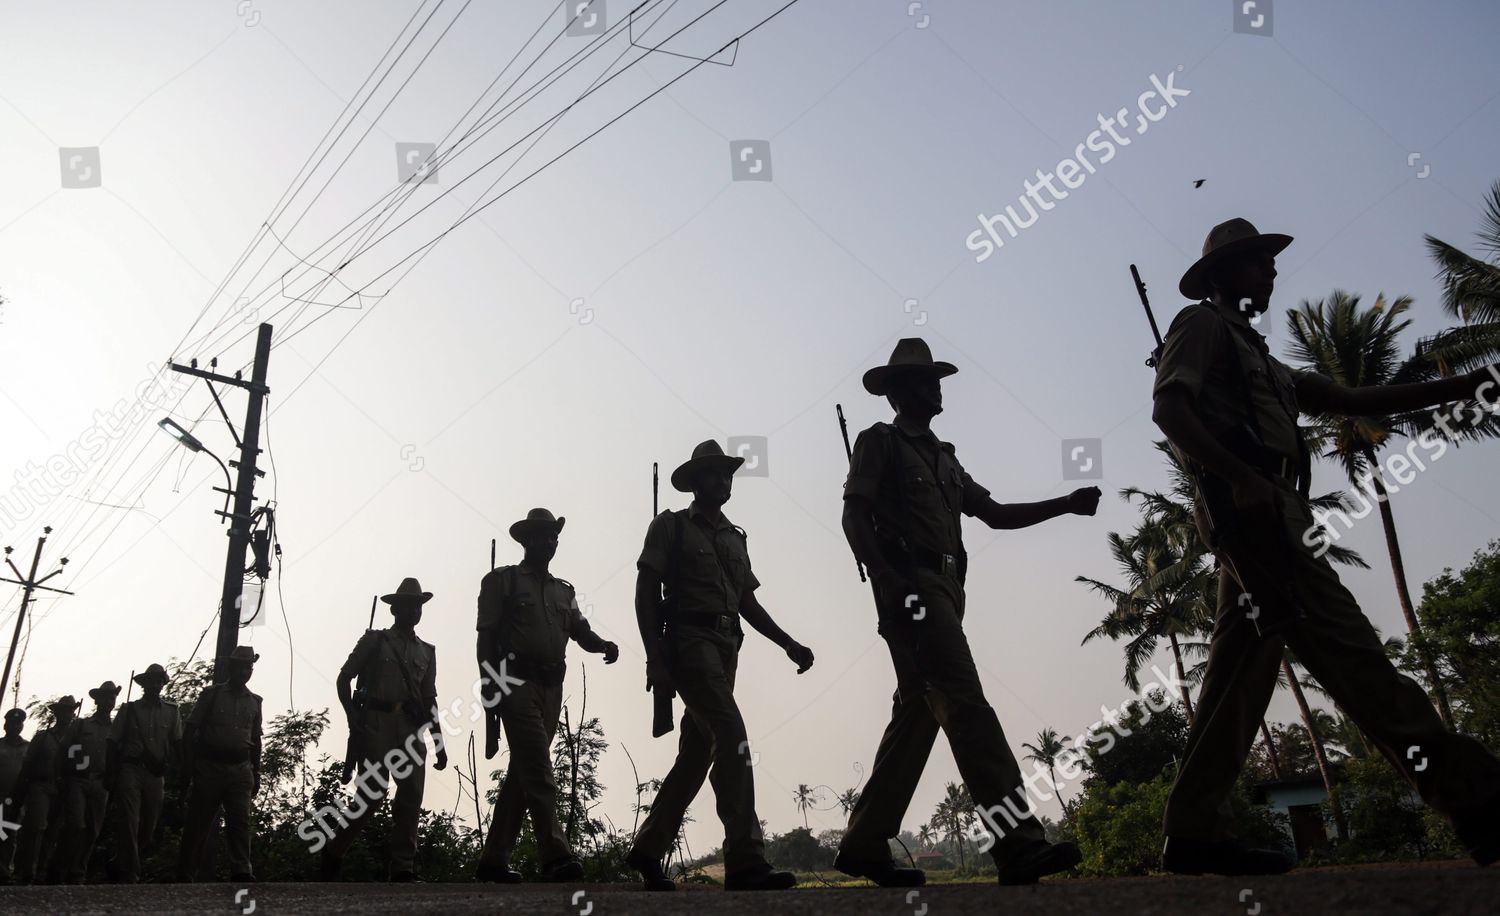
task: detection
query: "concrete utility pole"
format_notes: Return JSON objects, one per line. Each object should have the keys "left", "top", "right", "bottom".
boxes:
{"left": 0, "top": 526, "right": 73, "bottom": 705}
{"left": 170, "top": 323, "right": 272, "bottom": 682}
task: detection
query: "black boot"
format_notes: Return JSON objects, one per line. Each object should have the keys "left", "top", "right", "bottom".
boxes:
{"left": 723, "top": 863, "right": 797, "bottom": 891}
{"left": 626, "top": 848, "right": 675, "bottom": 892}
{"left": 833, "top": 848, "right": 925, "bottom": 887}
{"left": 997, "top": 840, "right": 1082, "bottom": 886}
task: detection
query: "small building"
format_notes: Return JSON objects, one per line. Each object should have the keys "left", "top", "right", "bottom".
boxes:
{"left": 911, "top": 851, "right": 953, "bottom": 870}
{"left": 1251, "top": 775, "right": 1331, "bottom": 858}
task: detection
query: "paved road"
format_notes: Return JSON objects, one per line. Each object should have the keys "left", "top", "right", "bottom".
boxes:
{"left": 0, "top": 861, "right": 1494, "bottom": 914}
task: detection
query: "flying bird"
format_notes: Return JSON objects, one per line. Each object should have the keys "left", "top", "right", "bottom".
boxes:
{"left": 1192, "top": 179, "right": 1206, "bottom": 188}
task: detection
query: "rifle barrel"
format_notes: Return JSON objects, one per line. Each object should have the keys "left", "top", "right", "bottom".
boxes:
{"left": 835, "top": 404, "right": 867, "bottom": 583}
{"left": 1130, "top": 263, "right": 1164, "bottom": 347}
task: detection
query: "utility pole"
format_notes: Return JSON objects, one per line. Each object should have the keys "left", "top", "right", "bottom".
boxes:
{"left": 170, "top": 323, "right": 272, "bottom": 682}
{"left": 1, "top": 526, "right": 73, "bottom": 705}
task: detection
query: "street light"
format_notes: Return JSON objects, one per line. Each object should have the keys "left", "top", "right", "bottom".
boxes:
{"left": 157, "top": 417, "right": 205, "bottom": 452}
{"left": 158, "top": 417, "right": 232, "bottom": 521}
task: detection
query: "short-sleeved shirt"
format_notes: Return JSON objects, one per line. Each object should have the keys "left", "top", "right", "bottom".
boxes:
{"left": 476, "top": 564, "right": 585, "bottom": 665}
{"left": 0, "top": 736, "right": 28, "bottom": 795}
{"left": 61, "top": 713, "right": 112, "bottom": 777}
{"left": 1152, "top": 302, "right": 1308, "bottom": 462}
{"left": 20, "top": 726, "right": 65, "bottom": 785}
{"left": 844, "top": 421, "right": 991, "bottom": 559}
{"left": 188, "top": 684, "right": 263, "bottom": 755}
{"left": 340, "top": 628, "right": 438, "bottom": 705}
{"left": 111, "top": 698, "right": 182, "bottom": 764}
{"left": 638, "top": 503, "right": 760, "bottom": 618}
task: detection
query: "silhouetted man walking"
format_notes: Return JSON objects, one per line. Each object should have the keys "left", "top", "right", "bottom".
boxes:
{"left": 13, "top": 695, "right": 78, "bottom": 884}
{"left": 474, "top": 509, "right": 619, "bottom": 883}
{"left": 836, "top": 338, "right": 1100, "bottom": 887}
{"left": 55, "top": 681, "right": 117, "bottom": 883}
{"left": 177, "top": 647, "right": 262, "bottom": 882}
{"left": 626, "top": 440, "right": 815, "bottom": 892}
{"left": 1153, "top": 217, "right": 1500, "bottom": 873}
{"left": 110, "top": 664, "right": 181, "bottom": 884}
{"left": 0, "top": 708, "right": 29, "bottom": 884}
{"left": 323, "top": 578, "right": 446, "bottom": 882}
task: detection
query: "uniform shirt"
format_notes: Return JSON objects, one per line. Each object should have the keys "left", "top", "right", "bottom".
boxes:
{"left": 188, "top": 684, "right": 263, "bottom": 754}
{"left": 476, "top": 564, "right": 595, "bottom": 664}
{"left": 0, "top": 736, "right": 28, "bottom": 797}
{"left": 844, "top": 421, "right": 991, "bottom": 559}
{"left": 638, "top": 503, "right": 760, "bottom": 618}
{"left": 1152, "top": 302, "right": 1309, "bottom": 462}
{"left": 340, "top": 628, "right": 438, "bottom": 705}
{"left": 19, "top": 725, "right": 67, "bottom": 786}
{"left": 111, "top": 698, "right": 183, "bottom": 764}
{"left": 61, "top": 713, "right": 112, "bottom": 777}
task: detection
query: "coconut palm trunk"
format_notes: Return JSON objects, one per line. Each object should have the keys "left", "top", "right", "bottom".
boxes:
{"left": 1167, "top": 633, "right": 1194, "bottom": 720}
{"left": 1283, "top": 659, "right": 1348, "bottom": 841}
{"left": 1260, "top": 720, "right": 1283, "bottom": 779}
{"left": 1361, "top": 446, "right": 1455, "bottom": 728}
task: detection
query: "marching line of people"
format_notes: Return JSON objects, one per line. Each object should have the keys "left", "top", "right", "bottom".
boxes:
{"left": 1, "top": 217, "right": 1498, "bottom": 891}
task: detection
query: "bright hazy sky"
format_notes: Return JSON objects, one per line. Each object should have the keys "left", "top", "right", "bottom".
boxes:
{"left": 2, "top": 0, "right": 1499, "bottom": 856}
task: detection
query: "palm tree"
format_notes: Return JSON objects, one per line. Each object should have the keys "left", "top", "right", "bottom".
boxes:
{"left": 1078, "top": 517, "right": 1212, "bottom": 717}
{"left": 929, "top": 782, "right": 974, "bottom": 871}
{"left": 1021, "top": 728, "right": 1069, "bottom": 810}
{"left": 1425, "top": 180, "right": 1500, "bottom": 336}
{"left": 836, "top": 788, "right": 860, "bottom": 823}
{"left": 791, "top": 783, "right": 821, "bottom": 830}
{"left": 916, "top": 824, "right": 936, "bottom": 850}
{"left": 1285, "top": 291, "right": 1500, "bottom": 727}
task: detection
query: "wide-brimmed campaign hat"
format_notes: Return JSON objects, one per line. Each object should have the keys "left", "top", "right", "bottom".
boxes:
{"left": 219, "top": 646, "right": 260, "bottom": 665}
{"left": 381, "top": 577, "right": 433, "bottom": 607}
{"left": 89, "top": 681, "right": 122, "bottom": 701}
{"left": 134, "top": 664, "right": 170, "bottom": 686}
{"left": 671, "top": 440, "right": 744, "bottom": 493}
{"left": 862, "top": 338, "right": 958, "bottom": 396}
{"left": 49, "top": 695, "right": 80, "bottom": 712}
{"left": 509, "top": 508, "right": 566, "bottom": 544}
{"left": 1178, "top": 217, "right": 1293, "bottom": 300}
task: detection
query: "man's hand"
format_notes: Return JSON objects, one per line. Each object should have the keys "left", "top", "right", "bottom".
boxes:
{"left": 434, "top": 748, "right": 448, "bottom": 771}
{"left": 601, "top": 641, "right": 620, "bottom": 664}
{"left": 646, "top": 656, "right": 674, "bottom": 695}
{"left": 1067, "top": 486, "right": 1102, "bottom": 516}
{"left": 785, "top": 642, "right": 815, "bottom": 674}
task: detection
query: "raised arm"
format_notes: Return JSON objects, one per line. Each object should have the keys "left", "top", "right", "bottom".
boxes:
{"left": 969, "top": 489, "right": 1099, "bottom": 529}
{"left": 1297, "top": 365, "right": 1497, "bottom": 416}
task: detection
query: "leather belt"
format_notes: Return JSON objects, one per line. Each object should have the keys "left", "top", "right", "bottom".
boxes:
{"left": 363, "top": 697, "right": 401, "bottom": 713}
{"left": 908, "top": 547, "right": 960, "bottom": 578}
{"left": 671, "top": 613, "right": 738, "bottom": 634}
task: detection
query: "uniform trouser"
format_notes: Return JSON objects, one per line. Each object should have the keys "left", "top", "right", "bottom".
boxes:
{"left": 841, "top": 568, "right": 1046, "bottom": 865}
{"left": 325, "top": 709, "right": 428, "bottom": 872}
{"left": 478, "top": 680, "right": 571, "bottom": 868}
{"left": 114, "top": 763, "right": 165, "bottom": 883}
{"left": 631, "top": 626, "right": 768, "bottom": 875}
{"left": 0, "top": 781, "right": 19, "bottom": 881}
{"left": 177, "top": 758, "right": 255, "bottom": 880}
{"left": 1164, "top": 488, "right": 1500, "bottom": 842}
{"left": 56, "top": 777, "right": 109, "bottom": 882}
{"left": 14, "top": 784, "right": 62, "bottom": 883}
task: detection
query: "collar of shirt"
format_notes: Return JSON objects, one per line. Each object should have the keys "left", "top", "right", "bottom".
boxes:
{"left": 892, "top": 414, "right": 940, "bottom": 443}
{"left": 687, "top": 500, "right": 734, "bottom": 530}
{"left": 517, "top": 561, "right": 558, "bottom": 584}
